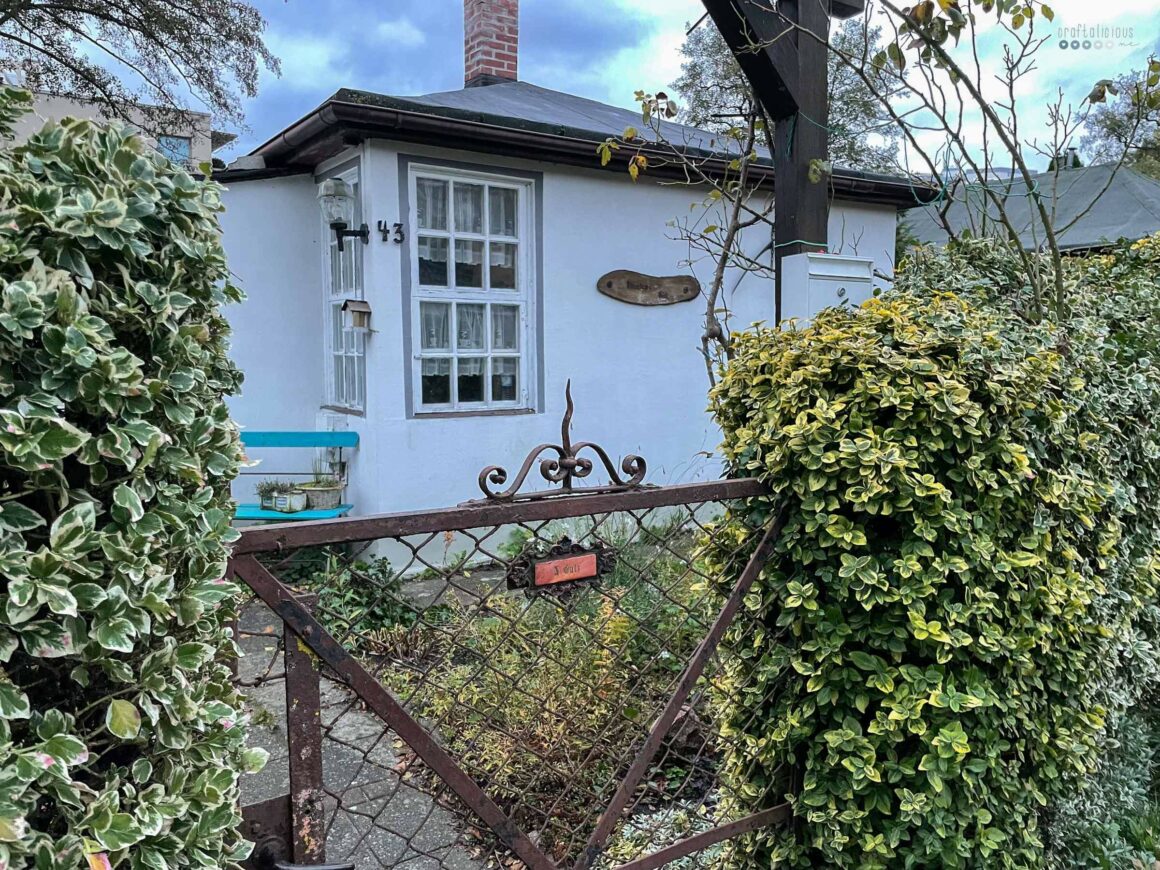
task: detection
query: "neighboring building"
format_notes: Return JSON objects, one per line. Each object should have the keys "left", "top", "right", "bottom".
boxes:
{"left": 217, "top": 0, "right": 924, "bottom": 515}
{"left": 906, "top": 164, "right": 1160, "bottom": 252}
{"left": 12, "top": 92, "right": 222, "bottom": 167}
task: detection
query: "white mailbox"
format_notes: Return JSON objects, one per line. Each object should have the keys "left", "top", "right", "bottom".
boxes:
{"left": 780, "top": 252, "right": 875, "bottom": 325}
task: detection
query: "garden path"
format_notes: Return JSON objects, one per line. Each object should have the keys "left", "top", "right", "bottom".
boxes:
{"left": 237, "top": 605, "right": 486, "bottom": 870}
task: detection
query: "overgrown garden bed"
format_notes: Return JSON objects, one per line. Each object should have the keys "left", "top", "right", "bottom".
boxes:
{"left": 271, "top": 517, "right": 731, "bottom": 862}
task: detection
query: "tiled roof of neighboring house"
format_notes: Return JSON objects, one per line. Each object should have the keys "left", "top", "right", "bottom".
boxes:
{"left": 904, "top": 164, "right": 1160, "bottom": 251}
{"left": 222, "top": 80, "right": 935, "bottom": 208}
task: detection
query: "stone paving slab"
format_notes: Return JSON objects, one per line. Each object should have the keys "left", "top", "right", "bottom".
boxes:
{"left": 237, "top": 604, "right": 486, "bottom": 869}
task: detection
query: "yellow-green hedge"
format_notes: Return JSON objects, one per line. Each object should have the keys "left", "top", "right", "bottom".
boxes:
{"left": 706, "top": 240, "right": 1160, "bottom": 868}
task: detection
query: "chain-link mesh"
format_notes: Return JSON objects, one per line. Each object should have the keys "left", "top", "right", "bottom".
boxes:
{"left": 235, "top": 496, "right": 791, "bottom": 870}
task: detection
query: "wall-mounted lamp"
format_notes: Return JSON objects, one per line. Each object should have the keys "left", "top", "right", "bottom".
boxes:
{"left": 317, "top": 177, "right": 368, "bottom": 252}
{"left": 341, "top": 298, "right": 372, "bottom": 333}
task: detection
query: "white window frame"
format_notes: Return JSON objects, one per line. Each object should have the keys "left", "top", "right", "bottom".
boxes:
{"left": 322, "top": 167, "right": 367, "bottom": 412}
{"left": 409, "top": 164, "right": 536, "bottom": 413}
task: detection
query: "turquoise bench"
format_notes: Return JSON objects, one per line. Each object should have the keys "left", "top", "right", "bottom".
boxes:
{"left": 234, "top": 430, "right": 358, "bottom": 522}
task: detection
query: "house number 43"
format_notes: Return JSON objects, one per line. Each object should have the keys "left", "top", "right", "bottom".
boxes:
{"left": 377, "top": 220, "right": 405, "bottom": 244}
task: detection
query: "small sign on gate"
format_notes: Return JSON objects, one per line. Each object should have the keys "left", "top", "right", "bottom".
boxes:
{"left": 534, "top": 552, "right": 599, "bottom": 586}
{"left": 507, "top": 539, "right": 613, "bottom": 594}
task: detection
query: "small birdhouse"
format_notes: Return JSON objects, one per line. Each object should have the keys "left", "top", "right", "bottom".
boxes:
{"left": 341, "top": 299, "right": 372, "bottom": 332}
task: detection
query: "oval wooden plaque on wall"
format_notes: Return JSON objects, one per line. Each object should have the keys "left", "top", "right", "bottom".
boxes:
{"left": 597, "top": 270, "right": 700, "bottom": 306}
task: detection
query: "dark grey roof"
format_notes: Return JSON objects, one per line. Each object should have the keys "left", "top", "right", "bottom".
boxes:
{"left": 230, "top": 79, "right": 933, "bottom": 207}
{"left": 401, "top": 80, "right": 728, "bottom": 153}
{"left": 349, "top": 80, "right": 918, "bottom": 187}
{"left": 904, "top": 164, "right": 1160, "bottom": 251}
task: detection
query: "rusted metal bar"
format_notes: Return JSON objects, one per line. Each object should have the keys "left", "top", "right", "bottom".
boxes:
{"left": 574, "top": 513, "right": 785, "bottom": 870}
{"left": 229, "top": 556, "right": 559, "bottom": 870}
{"left": 609, "top": 804, "right": 791, "bottom": 870}
{"left": 284, "top": 592, "right": 325, "bottom": 865}
{"left": 233, "top": 478, "right": 768, "bottom": 555}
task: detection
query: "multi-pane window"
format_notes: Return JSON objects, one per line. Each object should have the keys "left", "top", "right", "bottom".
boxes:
{"left": 411, "top": 168, "right": 532, "bottom": 411}
{"left": 324, "top": 174, "right": 366, "bottom": 411}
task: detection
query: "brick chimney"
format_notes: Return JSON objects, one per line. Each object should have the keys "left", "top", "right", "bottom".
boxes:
{"left": 464, "top": 0, "right": 518, "bottom": 88}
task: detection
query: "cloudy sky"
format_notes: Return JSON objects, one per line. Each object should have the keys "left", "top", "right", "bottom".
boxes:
{"left": 225, "top": 0, "right": 1160, "bottom": 162}
{"left": 225, "top": 0, "right": 705, "bottom": 156}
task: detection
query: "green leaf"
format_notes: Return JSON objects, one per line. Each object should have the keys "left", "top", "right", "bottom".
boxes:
{"left": 49, "top": 501, "right": 96, "bottom": 554}
{"left": 93, "top": 618, "right": 135, "bottom": 653}
{"left": 37, "top": 582, "right": 77, "bottom": 616}
{"left": 241, "top": 747, "right": 269, "bottom": 774}
{"left": 112, "top": 484, "right": 145, "bottom": 522}
{"left": 175, "top": 642, "right": 213, "bottom": 669}
{"left": 0, "top": 681, "right": 30, "bottom": 719}
{"left": 131, "top": 758, "right": 153, "bottom": 783}
{"left": 106, "top": 699, "right": 142, "bottom": 739}
{"left": 0, "top": 502, "right": 44, "bottom": 532}
{"left": 96, "top": 812, "right": 143, "bottom": 851}
{"left": 36, "top": 420, "right": 90, "bottom": 460}
{"left": 0, "top": 816, "right": 28, "bottom": 842}
{"left": 42, "top": 734, "right": 87, "bottom": 764}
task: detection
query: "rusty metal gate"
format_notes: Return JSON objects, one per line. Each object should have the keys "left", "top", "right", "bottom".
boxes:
{"left": 229, "top": 391, "right": 789, "bottom": 870}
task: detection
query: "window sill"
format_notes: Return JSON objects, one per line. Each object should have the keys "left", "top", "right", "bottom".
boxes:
{"left": 413, "top": 407, "right": 537, "bottom": 420}
{"left": 321, "top": 404, "right": 366, "bottom": 418}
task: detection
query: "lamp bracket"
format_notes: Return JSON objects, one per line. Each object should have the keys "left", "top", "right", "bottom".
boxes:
{"left": 331, "top": 221, "right": 369, "bottom": 252}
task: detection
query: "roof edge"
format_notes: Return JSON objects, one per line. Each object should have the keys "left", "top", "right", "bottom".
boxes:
{"left": 233, "top": 91, "right": 937, "bottom": 208}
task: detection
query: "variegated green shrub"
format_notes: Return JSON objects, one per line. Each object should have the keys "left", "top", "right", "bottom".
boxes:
{"left": 707, "top": 239, "right": 1160, "bottom": 868}
{"left": 0, "top": 87, "right": 259, "bottom": 869}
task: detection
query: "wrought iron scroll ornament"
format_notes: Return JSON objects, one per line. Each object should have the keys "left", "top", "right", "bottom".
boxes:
{"left": 478, "top": 381, "right": 647, "bottom": 502}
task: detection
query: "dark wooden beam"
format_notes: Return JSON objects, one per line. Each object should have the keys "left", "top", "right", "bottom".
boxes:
{"left": 701, "top": 0, "right": 798, "bottom": 121}
{"left": 701, "top": 0, "right": 835, "bottom": 319}
{"left": 772, "top": 0, "right": 831, "bottom": 319}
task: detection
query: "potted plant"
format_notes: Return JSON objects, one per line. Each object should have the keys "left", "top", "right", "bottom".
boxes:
{"left": 267, "top": 481, "right": 307, "bottom": 514}
{"left": 299, "top": 459, "right": 345, "bottom": 511}
{"left": 256, "top": 479, "right": 282, "bottom": 511}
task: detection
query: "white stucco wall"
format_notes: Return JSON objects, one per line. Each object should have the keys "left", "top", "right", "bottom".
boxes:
{"left": 218, "top": 175, "right": 326, "bottom": 501}
{"left": 220, "top": 141, "right": 898, "bottom": 514}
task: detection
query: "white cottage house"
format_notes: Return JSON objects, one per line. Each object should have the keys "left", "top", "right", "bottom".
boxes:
{"left": 217, "top": 0, "right": 918, "bottom": 517}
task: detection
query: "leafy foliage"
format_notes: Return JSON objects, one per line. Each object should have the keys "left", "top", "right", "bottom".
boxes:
{"left": 1081, "top": 68, "right": 1160, "bottom": 179}
{"left": 1046, "top": 709, "right": 1160, "bottom": 868}
{"left": 264, "top": 549, "right": 428, "bottom": 652}
{"left": 598, "top": 800, "right": 722, "bottom": 870}
{"left": 385, "top": 527, "right": 712, "bottom": 857}
{"left": 0, "top": 88, "right": 255, "bottom": 868}
{"left": 706, "top": 237, "right": 1160, "bottom": 868}
{"left": 0, "top": 0, "right": 279, "bottom": 134}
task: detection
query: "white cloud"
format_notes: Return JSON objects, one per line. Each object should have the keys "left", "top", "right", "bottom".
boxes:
{"left": 528, "top": 0, "right": 702, "bottom": 110}
{"left": 263, "top": 31, "right": 353, "bottom": 93}
{"left": 613, "top": 0, "right": 703, "bottom": 20}
{"left": 375, "top": 17, "right": 427, "bottom": 49}
{"left": 854, "top": 0, "right": 1158, "bottom": 170}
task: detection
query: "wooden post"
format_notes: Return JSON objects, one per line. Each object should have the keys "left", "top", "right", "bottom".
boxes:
{"left": 700, "top": 0, "right": 862, "bottom": 319}
{"left": 771, "top": 0, "right": 831, "bottom": 321}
